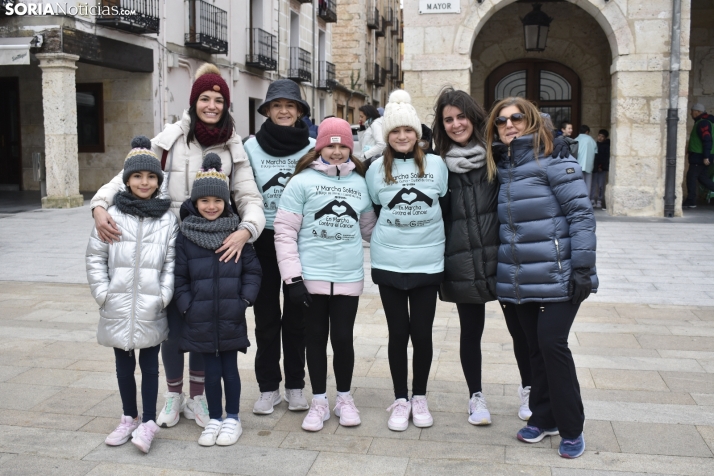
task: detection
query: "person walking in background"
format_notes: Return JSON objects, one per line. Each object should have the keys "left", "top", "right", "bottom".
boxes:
{"left": 366, "top": 90, "right": 448, "bottom": 432}
{"left": 683, "top": 103, "right": 714, "bottom": 208}
{"left": 591, "top": 129, "right": 610, "bottom": 209}
{"left": 358, "top": 105, "right": 386, "bottom": 167}
{"left": 86, "top": 137, "right": 179, "bottom": 454}
{"left": 486, "top": 97, "right": 598, "bottom": 459}
{"left": 576, "top": 125, "right": 597, "bottom": 201}
{"left": 274, "top": 118, "right": 377, "bottom": 432}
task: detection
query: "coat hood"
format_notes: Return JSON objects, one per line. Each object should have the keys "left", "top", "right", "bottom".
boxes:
{"left": 308, "top": 158, "right": 356, "bottom": 177}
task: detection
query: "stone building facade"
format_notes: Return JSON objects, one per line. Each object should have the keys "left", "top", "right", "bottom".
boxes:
{"left": 404, "top": 0, "right": 713, "bottom": 217}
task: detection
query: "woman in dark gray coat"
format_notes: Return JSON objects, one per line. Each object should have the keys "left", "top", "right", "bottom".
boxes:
{"left": 486, "top": 97, "right": 597, "bottom": 459}
{"left": 432, "top": 88, "right": 532, "bottom": 426}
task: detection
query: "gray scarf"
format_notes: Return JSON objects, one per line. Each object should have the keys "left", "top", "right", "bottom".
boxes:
{"left": 114, "top": 191, "right": 171, "bottom": 218}
{"left": 180, "top": 215, "right": 240, "bottom": 250}
{"left": 445, "top": 141, "right": 487, "bottom": 173}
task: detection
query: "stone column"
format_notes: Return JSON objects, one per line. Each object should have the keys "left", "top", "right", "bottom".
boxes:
{"left": 36, "top": 53, "right": 84, "bottom": 209}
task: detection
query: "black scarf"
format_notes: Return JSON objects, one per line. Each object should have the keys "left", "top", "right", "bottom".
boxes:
{"left": 180, "top": 214, "right": 241, "bottom": 250}
{"left": 255, "top": 118, "right": 310, "bottom": 157}
{"left": 114, "top": 191, "right": 171, "bottom": 218}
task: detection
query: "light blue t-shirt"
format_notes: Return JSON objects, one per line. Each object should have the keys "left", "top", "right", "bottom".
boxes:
{"left": 366, "top": 154, "right": 448, "bottom": 274}
{"left": 576, "top": 133, "right": 597, "bottom": 174}
{"left": 244, "top": 136, "right": 316, "bottom": 230}
{"left": 278, "top": 168, "right": 373, "bottom": 283}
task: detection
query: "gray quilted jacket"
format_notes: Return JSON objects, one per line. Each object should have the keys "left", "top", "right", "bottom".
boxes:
{"left": 86, "top": 206, "right": 179, "bottom": 350}
{"left": 494, "top": 135, "right": 598, "bottom": 304}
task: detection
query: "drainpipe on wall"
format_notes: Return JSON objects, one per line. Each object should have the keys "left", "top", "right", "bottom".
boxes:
{"left": 663, "top": 0, "right": 681, "bottom": 217}
{"left": 161, "top": 0, "right": 168, "bottom": 128}
{"left": 312, "top": 1, "right": 316, "bottom": 118}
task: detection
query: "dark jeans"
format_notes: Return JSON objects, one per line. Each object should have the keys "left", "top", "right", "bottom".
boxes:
{"left": 304, "top": 294, "right": 359, "bottom": 394}
{"left": 379, "top": 284, "right": 438, "bottom": 400}
{"left": 114, "top": 344, "right": 160, "bottom": 423}
{"left": 502, "top": 301, "right": 584, "bottom": 439}
{"left": 253, "top": 229, "right": 306, "bottom": 392}
{"left": 457, "top": 302, "right": 531, "bottom": 397}
{"left": 161, "top": 299, "right": 204, "bottom": 381}
{"left": 686, "top": 162, "right": 714, "bottom": 202}
{"left": 202, "top": 350, "right": 241, "bottom": 420}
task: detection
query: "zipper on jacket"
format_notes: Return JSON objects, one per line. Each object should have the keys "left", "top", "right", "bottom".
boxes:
{"left": 555, "top": 238, "right": 562, "bottom": 271}
{"left": 184, "top": 158, "right": 190, "bottom": 198}
{"left": 506, "top": 151, "right": 521, "bottom": 303}
{"left": 213, "top": 254, "right": 220, "bottom": 356}
{"left": 337, "top": 167, "right": 341, "bottom": 180}
{"left": 330, "top": 282, "right": 334, "bottom": 296}
{"left": 129, "top": 217, "right": 144, "bottom": 351}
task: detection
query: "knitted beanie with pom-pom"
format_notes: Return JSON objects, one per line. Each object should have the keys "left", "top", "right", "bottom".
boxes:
{"left": 191, "top": 154, "right": 230, "bottom": 204}
{"left": 190, "top": 63, "right": 230, "bottom": 108}
{"left": 122, "top": 135, "right": 163, "bottom": 186}
{"left": 381, "top": 89, "right": 423, "bottom": 142}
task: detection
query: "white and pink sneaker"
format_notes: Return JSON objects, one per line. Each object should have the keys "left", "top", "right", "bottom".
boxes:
{"left": 131, "top": 420, "right": 160, "bottom": 453}
{"left": 333, "top": 394, "right": 361, "bottom": 427}
{"left": 386, "top": 398, "right": 411, "bottom": 431}
{"left": 410, "top": 395, "right": 434, "bottom": 428}
{"left": 301, "top": 398, "right": 330, "bottom": 432}
{"left": 105, "top": 415, "right": 140, "bottom": 446}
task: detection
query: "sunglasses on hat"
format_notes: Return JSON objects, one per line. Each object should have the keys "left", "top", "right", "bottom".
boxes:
{"left": 495, "top": 113, "right": 525, "bottom": 128}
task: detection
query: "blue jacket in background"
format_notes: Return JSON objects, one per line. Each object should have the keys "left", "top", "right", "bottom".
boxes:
{"left": 494, "top": 135, "right": 598, "bottom": 304}
{"left": 174, "top": 200, "right": 262, "bottom": 354}
{"left": 302, "top": 116, "right": 319, "bottom": 139}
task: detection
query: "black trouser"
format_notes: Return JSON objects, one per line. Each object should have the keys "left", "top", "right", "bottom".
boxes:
{"left": 501, "top": 301, "right": 584, "bottom": 439}
{"left": 114, "top": 344, "right": 160, "bottom": 423}
{"left": 456, "top": 302, "right": 532, "bottom": 397}
{"left": 304, "top": 294, "right": 359, "bottom": 395}
{"left": 686, "top": 162, "right": 714, "bottom": 202}
{"left": 162, "top": 299, "right": 204, "bottom": 381}
{"left": 202, "top": 350, "right": 241, "bottom": 420}
{"left": 379, "top": 285, "right": 438, "bottom": 400}
{"left": 253, "top": 229, "right": 306, "bottom": 392}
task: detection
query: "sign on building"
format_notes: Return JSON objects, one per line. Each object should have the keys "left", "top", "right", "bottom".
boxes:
{"left": 419, "top": 0, "right": 460, "bottom": 14}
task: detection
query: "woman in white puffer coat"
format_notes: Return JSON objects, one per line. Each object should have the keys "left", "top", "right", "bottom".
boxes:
{"left": 358, "top": 105, "right": 386, "bottom": 167}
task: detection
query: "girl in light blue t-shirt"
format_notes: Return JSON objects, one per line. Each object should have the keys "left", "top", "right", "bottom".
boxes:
{"left": 274, "top": 118, "right": 377, "bottom": 433}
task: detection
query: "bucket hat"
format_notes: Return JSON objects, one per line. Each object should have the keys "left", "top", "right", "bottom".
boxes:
{"left": 258, "top": 79, "right": 310, "bottom": 117}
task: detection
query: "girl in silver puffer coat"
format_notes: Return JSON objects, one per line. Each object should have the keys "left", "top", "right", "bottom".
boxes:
{"left": 86, "top": 137, "right": 179, "bottom": 454}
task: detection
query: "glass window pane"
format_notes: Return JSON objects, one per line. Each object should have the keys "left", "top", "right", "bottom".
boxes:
{"left": 540, "top": 106, "right": 571, "bottom": 130}
{"left": 540, "top": 70, "right": 571, "bottom": 101}
{"left": 77, "top": 91, "right": 100, "bottom": 147}
{"left": 495, "top": 70, "right": 526, "bottom": 100}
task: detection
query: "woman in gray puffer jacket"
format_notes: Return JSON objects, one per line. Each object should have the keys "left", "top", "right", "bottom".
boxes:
{"left": 486, "top": 97, "right": 597, "bottom": 459}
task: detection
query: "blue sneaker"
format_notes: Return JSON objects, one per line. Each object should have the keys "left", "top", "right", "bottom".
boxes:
{"left": 559, "top": 433, "right": 585, "bottom": 458}
{"left": 516, "top": 425, "right": 559, "bottom": 443}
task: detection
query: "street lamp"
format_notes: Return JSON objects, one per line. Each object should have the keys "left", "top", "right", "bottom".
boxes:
{"left": 522, "top": 3, "right": 552, "bottom": 52}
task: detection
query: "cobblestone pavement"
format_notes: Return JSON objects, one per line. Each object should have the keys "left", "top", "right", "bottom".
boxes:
{"left": 0, "top": 205, "right": 713, "bottom": 475}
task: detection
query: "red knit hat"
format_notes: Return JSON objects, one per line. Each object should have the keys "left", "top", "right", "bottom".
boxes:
{"left": 190, "top": 63, "right": 230, "bottom": 107}
{"left": 315, "top": 117, "right": 354, "bottom": 154}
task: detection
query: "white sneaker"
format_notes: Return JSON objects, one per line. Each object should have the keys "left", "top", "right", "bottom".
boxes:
{"left": 468, "top": 392, "right": 492, "bottom": 425}
{"left": 518, "top": 385, "right": 532, "bottom": 421}
{"left": 386, "top": 398, "right": 411, "bottom": 432}
{"left": 301, "top": 398, "right": 331, "bottom": 432}
{"left": 410, "top": 395, "right": 434, "bottom": 428}
{"left": 105, "top": 415, "right": 139, "bottom": 446}
{"left": 216, "top": 418, "right": 242, "bottom": 446}
{"left": 253, "top": 390, "right": 282, "bottom": 414}
{"left": 284, "top": 388, "right": 309, "bottom": 411}
{"left": 198, "top": 419, "right": 222, "bottom": 447}
{"left": 333, "top": 394, "right": 361, "bottom": 426}
{"left": 156, "top": 392, "right": 185, "bottom": 428}
{"left": 595, "top": 200, "right": 602, "bottom": 209}
{"left": 184, "top": 395, "right": 210, "bottom": 428}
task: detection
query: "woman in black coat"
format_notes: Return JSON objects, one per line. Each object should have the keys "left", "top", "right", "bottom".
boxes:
{"left": 432, "top": 88, "right": 532, "bottom": 426}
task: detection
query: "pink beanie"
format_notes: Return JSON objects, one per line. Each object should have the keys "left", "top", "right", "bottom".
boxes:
{"left": 315, "top": 117, "right": 354, "bottom": 154}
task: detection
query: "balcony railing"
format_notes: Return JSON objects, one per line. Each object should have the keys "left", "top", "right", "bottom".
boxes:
{"left": 393, "top": 64, "right": 400, "bottom": 85}
{"left": 317, "top": 61, "right": 336, "bottom": 90}
{"left": 318, "top": 0, "right": 337, "bottom": 23}
{"left": 367, "top": 63, "right": 384, "bottom": 87}
{"left": 375, "top": 17, "right": 386, "bottom": 37}
{"left": 96, "top": 0, "right": 160, "bottom": 34}
{"left": 288, "top": 47, "right": 312, "bottom": 83}
{"left": 185, "top": 0, "right": 228, "bottom": 55}
{"left": 384, "top": 7, "right": 394, "bottom": 26}
{"left": 392, "top": 17, "right": 399, "bottom": 33}
{"left": 385, "top": 57, "right": 394, "bottom": 77}
{"left": 246, "top": 28, "right": 276, "bottom": 71}
{"left": 296, "top": 0, "right": 312, "bottom": 3}
{"left": 367, "top": 8, "right": 379, "bottom": 30}
{"left": 397, "top": 26, "right": 403, "bottom": 43}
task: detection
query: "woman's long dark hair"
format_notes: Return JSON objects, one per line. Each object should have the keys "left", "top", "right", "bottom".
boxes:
{"left": 185, "top": 103, "right": 235, "bottom": 147}
{"left": 359, "top": 105, "right": 381, "bottom": 122}
{"left": 431, "top": 87, "right": 487, "bottom": 159}
{"left": 291, "top": 149, "right": 367, "bottom": 178}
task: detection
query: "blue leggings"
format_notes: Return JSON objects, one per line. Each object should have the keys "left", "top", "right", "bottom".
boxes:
{"left": 202, "top": 350, "right": 241, "bottom": 420}
{"left": 114, "top": 345, "right": 160, "bottom": 423}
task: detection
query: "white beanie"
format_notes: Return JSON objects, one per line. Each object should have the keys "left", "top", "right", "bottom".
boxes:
{"left": 382, "top": 89, "right": 423, "bottom": 142}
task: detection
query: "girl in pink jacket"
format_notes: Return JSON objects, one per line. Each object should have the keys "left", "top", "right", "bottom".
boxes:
{"left": 273, "top": 118, "right": 377, "bottom": 432}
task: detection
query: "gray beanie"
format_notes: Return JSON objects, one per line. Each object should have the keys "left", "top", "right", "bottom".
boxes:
{"left": 122, "top": 136, "right": 164, "bottom": 186}
{"left": 692, "top": 103, "right": 707, "bottom": 113}
{"left": 191, "top": 154, "right": 230, "bottom": 204}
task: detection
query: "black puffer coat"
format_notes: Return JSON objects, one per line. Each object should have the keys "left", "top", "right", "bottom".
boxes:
{"left": 441, "top": 164, "right": 499, "bottom": 304}
{"left": 174, "top": 202, "right": 262, "bottom": 354}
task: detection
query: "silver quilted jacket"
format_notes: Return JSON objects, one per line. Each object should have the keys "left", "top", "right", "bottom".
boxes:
{"left": 86, "top": 205, "right": 179, "bottom": 350}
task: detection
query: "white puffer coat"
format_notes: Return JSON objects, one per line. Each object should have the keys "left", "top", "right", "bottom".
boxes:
{"left": 86, "top": 206, "right": 179, "bottom": 350}
{"left": 90, "top": 111, "right": 265, "bottom": 240}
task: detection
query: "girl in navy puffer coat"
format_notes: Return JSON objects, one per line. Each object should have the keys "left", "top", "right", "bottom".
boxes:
{"left": 174, "top": 155, "right": 262, "bottom": 448}
{"left": 486, "top": 98, "right": 597, "bottom": 460}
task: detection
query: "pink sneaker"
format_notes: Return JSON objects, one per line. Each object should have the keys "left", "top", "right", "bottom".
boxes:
{"left": 131, "top": 420, "right": 160, "bottom": 453}
{"left": 410, "top": 395, "right": 433, "bottom": 428}
{"left": 333, "top": 394, "right": 361, "bottom": 426}
{"left": 301, "top": 398, "right": 330, "bottom": 432}
{"left": 386, "top": 398, "right": 411, "bottom": 431}
{"left": 105, "top": 415, "right": 140, "bottom": 446}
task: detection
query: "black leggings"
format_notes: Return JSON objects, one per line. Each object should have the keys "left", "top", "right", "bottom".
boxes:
{"left": 379, "top": 285, "right": 438, "bottom": 400}
{"left": 202, "top": 350, "right": 241, "bottom": 420}
{"left": 114, "top": 345, "right": 160, "bottom": 423}
{"left": 162, "top": 299, "right": 204, "bottom": 381}
{"left": 304, "top": 294, "right": 359, "bottom": 395}
{"left": 456, "top": 303, "right": 532, "bottom": 396}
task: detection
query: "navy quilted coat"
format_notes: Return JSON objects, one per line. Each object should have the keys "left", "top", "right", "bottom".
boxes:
{"left": 494, "top": 135, "right": 598, "bottom": 304}
{"left": 174, "top": 201, "right": 262, "bottom": 353}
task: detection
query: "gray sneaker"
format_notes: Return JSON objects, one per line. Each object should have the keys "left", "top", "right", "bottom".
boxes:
{"left": 284, "top": 388, "right": 309, "bottom": 411}
{"left": 253, "top": 390, "right": 282, "bottom": 414}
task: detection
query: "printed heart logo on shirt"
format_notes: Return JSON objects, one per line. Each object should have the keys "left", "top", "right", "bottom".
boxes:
{"left": 386, "top": 187, "right": 434, "bottom": 210}
{"left": 315, "top": 200, "right": 359, "bottom": 221}
{"left": 401, "top": 192, "right": 417, "bottom": 203}
{"left": 332, "top": 204, "right": 347, "bottom": 216}
{"left": 278, "top": 175, "right": 289, "bottom": 186}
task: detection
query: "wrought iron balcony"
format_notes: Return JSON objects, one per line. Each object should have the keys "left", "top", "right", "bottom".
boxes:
{"left": 385, "top": 57, "right": 394, "bottom": 77}
{"left": 384, "top": 7, "right": 394, "bottom": 26}
{"left": 296, "top": 0, "right": 312, "bottom": 3}
{"left": 375, "top": 17, "right": 386, "bottom": 38}
{"left": 288, "top": 47, "right": 312, "bottom": 83}
{"left": 393, "top": 64, "right": 400, "bottom": 85}
{"left": 392, "top": 17, "right": 399, "bottom": 33}
{"left": 318, "top": 0, "right": 337, "bottom": 23}
{"left": 397, "top": 25, "right": 403, "bottom": 43}
{"left": 367, "top": 8, "right": 379, "bottom": 30}
{"left": 317, "top": 61, "right": 336, "bottom": 90}
{"left": 185, "top": 0, "right": 228, "bottom": 55}
{"left": 246, "top": 28, "right": 277, "bottom": 71}
{"left": 367, "top": 63, "right": 384, "bottom": 87}
{"left": 96, "top": 0, "right": 160, "bottom": 34}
